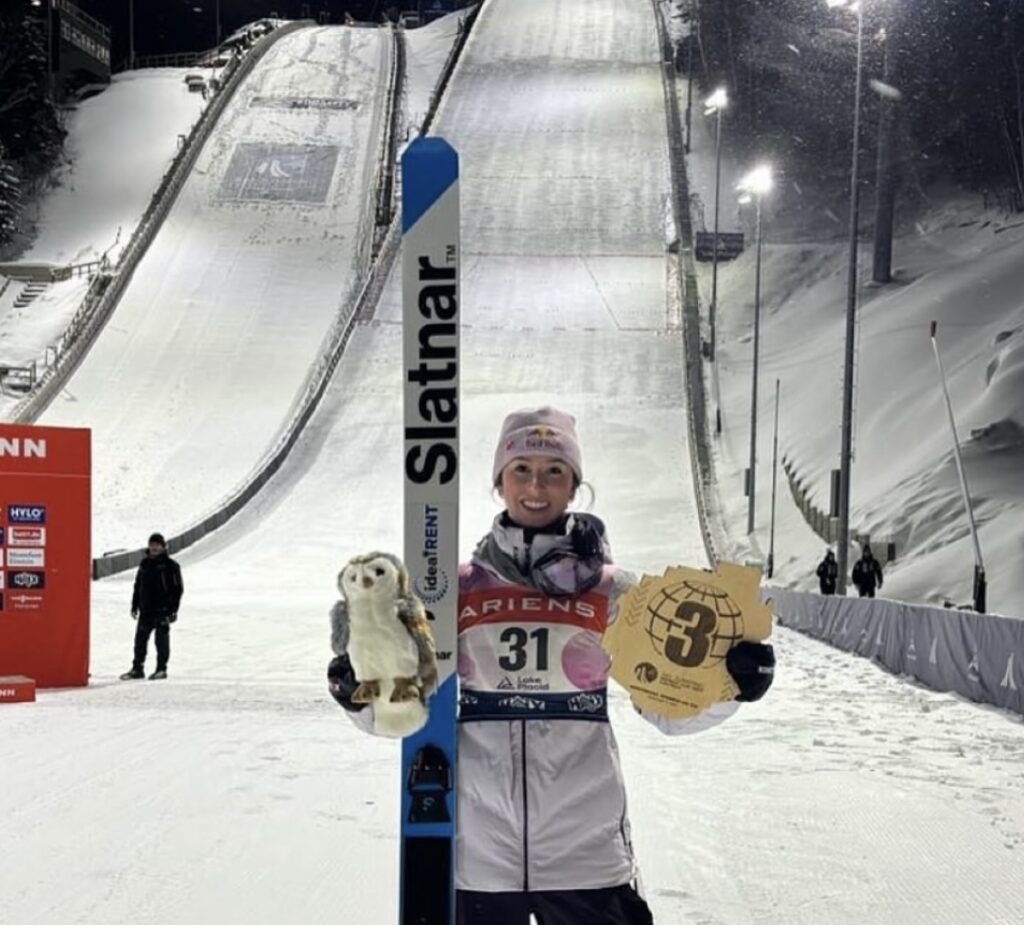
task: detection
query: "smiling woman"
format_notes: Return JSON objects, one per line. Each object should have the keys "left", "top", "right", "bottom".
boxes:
{"left": 329, "top": 404, "right": 775, "bottom": 924}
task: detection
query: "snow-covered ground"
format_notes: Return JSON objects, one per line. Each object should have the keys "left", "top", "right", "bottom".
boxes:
{"left": 683, "top": 71, "right": 1024, "bottom": 617}
{"left": 0, "top": 70, "right": 206, "bottom": 382}
{"left": 16, "top": 69, "right": 208, "bottom": 268}
{"left": 39, "top": 27, "right": 389, "bottom": 553}
{"left": 2, "top": 3, "right": 1024, "bottom": 925}
{"left": 3, "top": 581, "right": 1023, "bottom": 924}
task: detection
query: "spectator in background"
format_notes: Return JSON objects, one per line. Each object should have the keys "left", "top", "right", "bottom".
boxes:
{"left": 120, "top": 533, "right": 183, "bottom": 681}
{"left": 816, "top": 549, "right": 838, "bottom": 595}
{"left": 851, "top": 546, "right": 884, "bottom": 599}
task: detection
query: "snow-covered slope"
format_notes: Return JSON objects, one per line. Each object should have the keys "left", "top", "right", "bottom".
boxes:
{"left": 39, "top": 27, "right": 389, "bottom": 553}
{"left": 684, "top": 79, "right": 1024, "bottom": 616}
{"left": 20, "top": 69, "right": 208, "bottom": 268}
{"left": 0, "top": 70, "right": 206, "bottom": 399}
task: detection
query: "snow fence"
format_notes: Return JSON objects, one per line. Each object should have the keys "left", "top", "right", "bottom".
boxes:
{"left": 769, "top": 587, "right": 1024, "bottom": 717}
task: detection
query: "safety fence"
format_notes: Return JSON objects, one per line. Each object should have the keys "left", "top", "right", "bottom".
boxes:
{"left": 781, "top": 454, "right": 894, "bottom": 556}
{"left": 769, "top": 586, "right": 1024, "bottom": 717}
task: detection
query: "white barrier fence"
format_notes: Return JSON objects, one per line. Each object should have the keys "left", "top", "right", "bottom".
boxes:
{"left": 769, "top": 586, "right": 1024, "bottom": 717}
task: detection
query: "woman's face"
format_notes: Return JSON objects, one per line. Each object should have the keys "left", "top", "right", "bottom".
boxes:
{"left": 498, "top": 455, "right": 576, "bottom": 528}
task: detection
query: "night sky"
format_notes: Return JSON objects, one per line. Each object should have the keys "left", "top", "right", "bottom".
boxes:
{"left": 74, "top": 0, "right": 406, "bottom": 68}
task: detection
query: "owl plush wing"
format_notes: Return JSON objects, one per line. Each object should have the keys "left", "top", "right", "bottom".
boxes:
{"left": 397, "top": 596, "right": 439, "bottom": 695}
{"left": 329, "top": 599, "right": 351, "bottom": 657}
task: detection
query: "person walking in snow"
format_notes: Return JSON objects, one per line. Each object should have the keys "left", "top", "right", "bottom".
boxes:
{"left": 327, "top": 407, "right": 776, "bottom": 924}
{"left": 816, "top": 549, "right": 838, "bottom": 595}
{"left": 851, "top": 545, "right": 884, "bottom": 599}
{"left": 120, "top": 533, "right": 183, "bottom": 681}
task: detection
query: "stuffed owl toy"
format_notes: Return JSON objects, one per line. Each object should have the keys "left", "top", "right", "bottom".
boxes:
{"left": 330, "top": 552, "right": 439, "bottom": 738}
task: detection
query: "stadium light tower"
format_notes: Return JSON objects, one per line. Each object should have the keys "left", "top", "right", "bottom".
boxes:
{"left": 737, "top": 164, "right": 773, "bottom": 537}
{"left": 826, "top": 0, "right": 867, "bottom": 594}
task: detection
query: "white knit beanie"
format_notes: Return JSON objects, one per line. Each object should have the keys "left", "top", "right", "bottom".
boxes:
{"left": 492, "top": 406, "right": 583, "bottom": 485}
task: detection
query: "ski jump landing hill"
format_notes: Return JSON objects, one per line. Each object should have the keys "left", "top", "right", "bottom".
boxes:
{"left": 34, "top": 25, "right": 393, "bottom": 559}
{"left": 166, "top": 0, "right": 708, "bottom": 614}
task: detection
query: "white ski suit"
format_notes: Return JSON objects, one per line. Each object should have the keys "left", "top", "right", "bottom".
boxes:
{"left": 343, "top": 515, "right": 738, "bottom": 892}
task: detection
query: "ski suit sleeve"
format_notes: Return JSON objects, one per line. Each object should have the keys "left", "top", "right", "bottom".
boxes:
{"left": 607, "top": 569, "right": 740, "bottom": 735}
{"left": 328, "top": 601, "right": 376, "bottom": 735}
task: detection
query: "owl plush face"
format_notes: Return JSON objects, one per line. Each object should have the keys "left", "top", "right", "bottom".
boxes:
{"left": 338, "top": 552, "right": 408, "bottom": 600}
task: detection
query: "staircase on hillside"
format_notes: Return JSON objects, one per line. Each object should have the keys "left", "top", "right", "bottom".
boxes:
{"left": 12, "top": 282, "right": 50, "bottom": 310}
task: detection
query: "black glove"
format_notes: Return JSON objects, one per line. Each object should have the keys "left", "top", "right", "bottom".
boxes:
{"left": 726, "top": 641, "right": 775, "bottom": 703}
{"left": 569, "top": 515, "right": 605, "bottom": 560}
{"left": 328, "top": 654, "right": 367, "bottom": 713}
{"left": 167, "top": 613, "right": 178, "bottom": 624}
{"left": 131, "top": 608, "right": 139, "bottom": 621}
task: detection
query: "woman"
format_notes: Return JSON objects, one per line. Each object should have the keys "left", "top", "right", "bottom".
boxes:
{"left": 329, "top": 407, "right": 775, "bottom": 924}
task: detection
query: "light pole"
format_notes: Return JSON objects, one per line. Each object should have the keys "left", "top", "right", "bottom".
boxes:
{"left": 767, "top": 378, "right": 781, "bottom": 578}
{"left": 684, "top": 0, "right": 695, "bottom": 152}
{"left": 930, "top": 322, "right": 987, "bottom": 612}
{"left": 128, "top": 0, "right": 135, "bottom": 69}
{"left": 737, "top": 164, "right": 773, "bottom": 537}
{"left": 828, "top": 0, "right": 866, "bottom": 595}
{"left": 705, "top": 87, "right": 728, "bottom": 365}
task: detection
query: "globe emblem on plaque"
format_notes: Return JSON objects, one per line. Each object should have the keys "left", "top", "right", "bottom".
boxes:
{"left": 645, "top": 580, "right": 744, "bottom": 668}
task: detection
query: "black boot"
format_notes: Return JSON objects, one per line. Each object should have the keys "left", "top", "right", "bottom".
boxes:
{"left": 120, "top": 668, "right": 144, "bottom": 680}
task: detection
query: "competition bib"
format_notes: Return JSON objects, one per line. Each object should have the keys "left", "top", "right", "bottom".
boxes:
{"left": 457, "top": 585, "right": 611, "bottom": 721}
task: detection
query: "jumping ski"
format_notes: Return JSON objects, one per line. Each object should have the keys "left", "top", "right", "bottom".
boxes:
{"left": 400, "top": 136, "right": 460, "bottom": 925}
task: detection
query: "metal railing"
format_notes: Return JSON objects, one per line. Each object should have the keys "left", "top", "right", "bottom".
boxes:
{"left": 651, "top": 0, "right": 722, "bottom": 568}
{"left": 10, "top": 21, "right": 309, "bottom": 425}
{"left": 417, "top": 3, "right": 480, "bottom": 138}
{"left": 132, "top": 52, "right": 203, "bottom": 70}
{"left": 374, "top": 25, "right": 405, "bottom": 248}
{"left": 56, "top": 0, "right": 110, "bottom": 40}
{"left": 781, "top": 454, "right": 892, "bottom": 558}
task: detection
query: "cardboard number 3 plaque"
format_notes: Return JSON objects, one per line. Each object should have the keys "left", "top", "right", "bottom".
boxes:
{"left": 602, "top": 562, "right": 773, "bottom": 719}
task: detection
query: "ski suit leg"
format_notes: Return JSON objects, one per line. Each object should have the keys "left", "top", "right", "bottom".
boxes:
{"left": 531, "top": 885, "right": 655, "bottom": 925}
{"left": 456, "top": 890, "right": 530, "bottom": 925}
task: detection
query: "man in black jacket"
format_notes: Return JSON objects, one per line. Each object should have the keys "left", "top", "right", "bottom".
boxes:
{"left": 120, "top": 533, "right": 184, "bottom": 681}
{"left": 851, "top": 545, "right": 884, "bottom": 599}
{"left": 816, "top": 549, "right": 838, "bottom": 595}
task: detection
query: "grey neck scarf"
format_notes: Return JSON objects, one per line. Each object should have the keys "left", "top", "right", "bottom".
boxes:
{"left": 473, "top": 512, "right": 612, "bottom": 597}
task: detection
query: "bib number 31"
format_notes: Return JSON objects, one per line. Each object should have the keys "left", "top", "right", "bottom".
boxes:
{"left": 497, "top": 627, "right": 550, "bottom": 672}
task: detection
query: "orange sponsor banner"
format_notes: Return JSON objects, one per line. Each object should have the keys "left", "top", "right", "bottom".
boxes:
{"left": 0, "top": 424, "right": 91, "bottom": 688}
